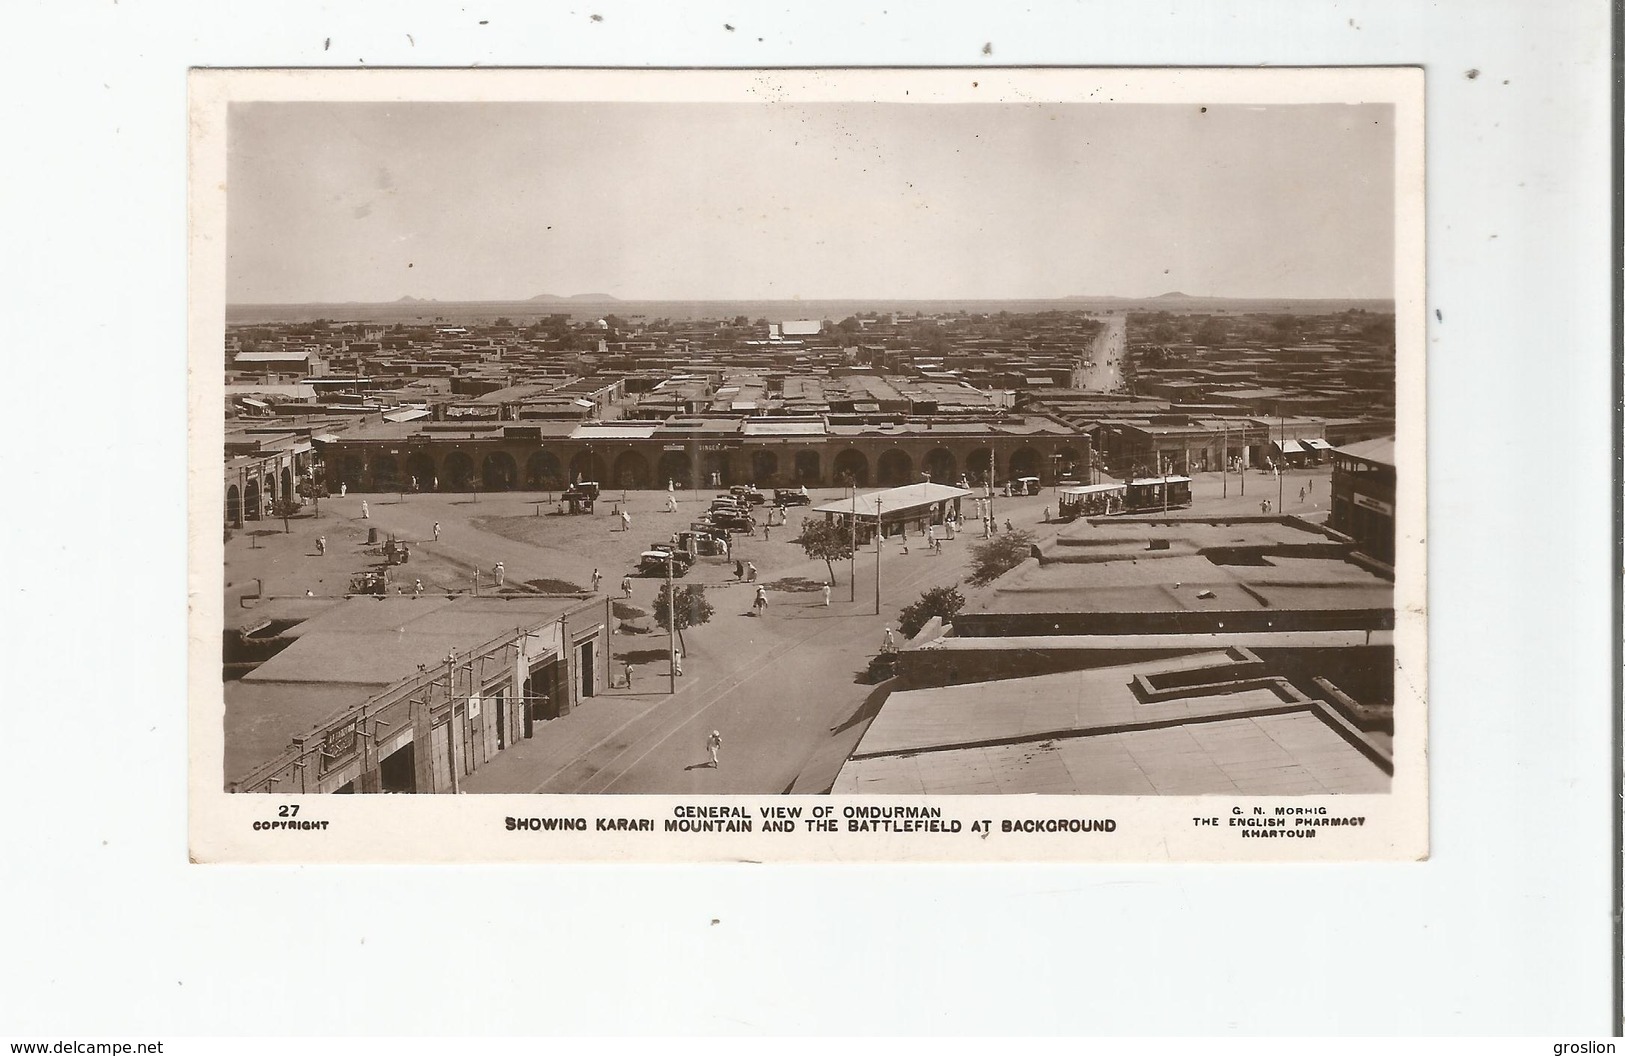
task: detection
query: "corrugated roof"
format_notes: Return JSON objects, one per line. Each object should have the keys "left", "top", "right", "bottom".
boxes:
{"left": 1334, "top": 435, "right": 1395, "bottom": 465}
{"left": 811, "top": 481, "right": 971, "bottom": 518}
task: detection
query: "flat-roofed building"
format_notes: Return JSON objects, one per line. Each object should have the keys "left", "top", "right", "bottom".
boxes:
{"left": 1329, "top": 436, "right": 1396, "bottom": 566}
{"left": 226, "top": 593, "right": 613, "bottom": 794}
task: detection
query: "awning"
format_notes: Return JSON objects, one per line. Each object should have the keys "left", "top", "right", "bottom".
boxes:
{"left": 311, "top": 433, "right": 340, "bottom": 444}
{"left": 1302, "top": 438, "right": 1333, "bottom": 450}
{"left": 1273, "top": 439, "right": 1305, "bottom": 454}
{"left": 240, "top": 397, "right": 269, "bottom": 409}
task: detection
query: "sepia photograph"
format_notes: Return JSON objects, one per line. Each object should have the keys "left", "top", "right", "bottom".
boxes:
{"left": 191, "top": 67, "right": 1426, "bottom": 861}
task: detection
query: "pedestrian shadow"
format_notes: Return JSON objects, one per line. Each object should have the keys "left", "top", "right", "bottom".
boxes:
{"left": 683, "top": 761, "right": 716, "bottom": 772}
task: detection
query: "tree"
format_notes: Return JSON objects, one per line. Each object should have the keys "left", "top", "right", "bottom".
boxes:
{"left": 493, "top": 316, "right": 513, "bottom": 328}
{"left": 654, "top": 583, "right": 714, "bottom": 634}
{"left": 269, "top": 496, "right": 301, "bottom": 534}
{"left": 797, "top": 518, "right": 855, "bottom": 584}
{"left": 966, "top": 529, "right": 1037, "bottom": 587}
{"left": 897, "top": 584, "right": 966, "bottom": 638}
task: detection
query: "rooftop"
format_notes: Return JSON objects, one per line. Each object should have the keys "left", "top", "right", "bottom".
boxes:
{"left": 834, "top": 651, "right": 1389, "bottom": 795}
{"left": 811, "top": 481, "right": 971, "bottom": 518}
{"left": 227, "top": 595, "right": 598, "bottom": 780}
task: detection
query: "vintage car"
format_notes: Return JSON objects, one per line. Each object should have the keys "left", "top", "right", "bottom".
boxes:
{"left": 773, "top": 488, "right": 813, "bottom": 507}
{"left": 639, "top": 545, "right": 693, "bottom": 576}
{"left": 729, "top": 485, "right": 767, "bottom": 506}
{"left": 573, "top": 480, "right": 603, "bottom": 500}
{"left": 708, "top": 509, "right": 755, "bottom": 533}
{"left": 1003, "top": 476, "right": 1042, "bottom": 497}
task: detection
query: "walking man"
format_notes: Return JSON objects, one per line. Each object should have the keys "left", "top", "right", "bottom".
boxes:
{"left": 316, "top": 536, "right": 326, "bottom": 556}
{"left": 621, "top": 510, "right": 632, "bottom": 533}
{"left": 706, "top": 730, "right": 722, "bottom": 769}
{"left": 360, "top": 500, "right": 369, "bottom": 519}
{"left": 340, "top": 482, "right": 347, "bottom": 497}
{"left": 624, "top": 660, "right": 635, "bottom": 689}
{"left": 746, "top": 562, "right": 757, "bottom": 582}
{"left": 753, "top": 585, "right": 767, "bottom": 615}
{"left": 413, "top": 578, "right": 423, "bottom": 596}
{"left": 493, "top": 561, "right": 505, "bottom": 588}
{"left": 432, "top": 521, "right": 441, "bottom": 541}
{"left": 822, "top": 581, "right": 831, "bottom": 607}
{"left": 1299, "top": 486, "right": 1307, "bottom": 504}
{"left": 673, "top": 648, "right": 683, "bottom": 677}
{"left": 881, "top": 626, "right": 896, "bottom": 653}
{"left": 591, "top": 568, "right": 602, "bottom": 593}
{"left": 621, "top": 576, "right": 632, "bottom": 599}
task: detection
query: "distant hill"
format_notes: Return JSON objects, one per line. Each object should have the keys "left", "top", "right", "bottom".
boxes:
{"left": 1154, "top": 291, "right": 1193, "bottom": 299}
{"left": 395, "top": 295, "right": 434, "bottom": 304}
{"left": 529, "top": 292, "right": 621, "bottom": 302}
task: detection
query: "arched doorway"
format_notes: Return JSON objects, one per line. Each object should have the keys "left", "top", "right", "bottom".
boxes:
{"left": 613, "top": 450, "right": 651, "bottom": 489}
{"left": 1056, "top": 445, "right": 1084, "bottom": 480}
{"left": 569, "top": 451, "right": 607, "bottom": 485}
{"left": 877, "top": 449, "right": 912, "bottom": 486}
{"left": 794, "top": 450, "right": 820, "bottom": 484}
{"left": 702, "top": 451, "right": 731, "bottom": 488}
{"left": 443, "top": 451, "right": 475, "bottom": 490}
{"left": 371, "top": 455, "right": 399, "bottom": 491}
{"left": 833, "top": 449, "right": 869, "bottom": 487}
{"left": 482, "top": 452, "right": 518, "bottom": 490}
{"left": 338, "top": 454, "right": 364, "bottom": 492}
{"left": 963, "top": 448, "right": 993, "bottom": 487}
{"left": 405, "top": 452, "right": 437, "bottom": 492}
{"left": 750, "top": 450, "right": 778, "bottom": 486}
{"left": 225, "top": 484, "right": 241, "bottom": 526}
{"left": 1008, "top": 447, "right": 1042, "bottom": 480}
{"left": 922, "top": 448, "right": 956, "bottom": 484}
{"left": 526, "top": 450, "right": 564, "bottom": 489}
{"left": 243, "top": 479, "right": 261, "bottom": 520}
{"left": 656, "top": 450, "right": 690, "bottom": 490}
{"left": 280, "top": 467, "right": 293, "bottom": 502}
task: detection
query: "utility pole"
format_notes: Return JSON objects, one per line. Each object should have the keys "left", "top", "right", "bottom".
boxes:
{"left": 667, "top": 553, "right": 676, "bottom": 695}
{"left": 1278, "top": 412, "right": 1285, "bottom": 513}
{"left": 445, "top": 651, "right": 461, "bottom": 794}
{"left": 849, "top": 477, "right": 857, "bottom": 602}
{"left": 1222, "top": 422, "right": 1228, "bottom": 498}
{"left": 874, "top": 498, "right": 883, "bottom": 616}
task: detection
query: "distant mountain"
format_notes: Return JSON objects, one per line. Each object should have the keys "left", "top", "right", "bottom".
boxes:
{"left": 529, "top": 292, "right": 621, "bottom": 302}
{"left": 1153, "top": 291, "right": 1194, "bottom": 300}
{"left": 395, "top": 295, "right": 438, "bottom": 304}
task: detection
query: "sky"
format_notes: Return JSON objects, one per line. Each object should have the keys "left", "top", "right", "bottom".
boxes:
{"left": 226, "top": 101, "right": 1395, "bottom": 303}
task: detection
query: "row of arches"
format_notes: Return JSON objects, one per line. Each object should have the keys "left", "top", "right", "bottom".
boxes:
{"left": 324, "top": 444, "right": 1087, "bottom": 494}
{"left": 225, "top": 465, "right": 297, "bottom": 525}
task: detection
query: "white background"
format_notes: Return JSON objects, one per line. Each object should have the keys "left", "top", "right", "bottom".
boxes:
{"left": 1, "top": 0, "right": 1614, "bottom": 1036}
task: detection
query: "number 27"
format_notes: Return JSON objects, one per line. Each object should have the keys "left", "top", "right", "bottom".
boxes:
{"left": 277, "top": 805, "right": 300, "bottom": 817}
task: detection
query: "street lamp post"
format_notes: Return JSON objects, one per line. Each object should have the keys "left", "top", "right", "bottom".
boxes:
{"left": 667, "top": 552, "right": 677, "bottom": 696}
{"left": 873, "top": 497, "right": 883, "bottom": 616}
{"left": 848, "top": 474, "right": 857, "bottom": 602}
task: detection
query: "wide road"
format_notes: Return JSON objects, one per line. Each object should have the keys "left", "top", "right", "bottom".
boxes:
{"left": 1079, "top": 314, "right": 1126, "bottom": 392}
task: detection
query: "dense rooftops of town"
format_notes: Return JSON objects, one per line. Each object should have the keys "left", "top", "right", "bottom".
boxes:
{"left": 225, "top": 306, "right": 1395, "bottom": 462}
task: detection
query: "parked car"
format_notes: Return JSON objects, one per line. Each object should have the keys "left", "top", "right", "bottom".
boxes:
{"left": 639, "top": 546, "right": 693, "bottom": 576}
{"left": 710, "top": 510, "right": 755, "bottom": 533}
{"left": 573, "top": 480, "right": 602, "bottom": 500}
{"left": 730, "top": 485, "right": 767, "bottom": 506}
{"left": 774, "top": 488, "right": 813, "bottom": 507}
{"left": 1003, "top": 476, "right": 1042, "bottom": 496}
